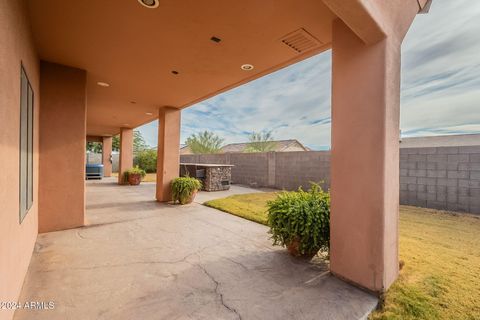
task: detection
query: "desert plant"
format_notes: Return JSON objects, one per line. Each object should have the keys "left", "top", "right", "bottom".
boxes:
{"left": 267, "top": 183, "right": 330, "bottom": 257}
{"left": 123, "top": 165, "right": 146, "bottom": 183}
{"left": 171, "top": 177, "right": 202, "bottom": 204}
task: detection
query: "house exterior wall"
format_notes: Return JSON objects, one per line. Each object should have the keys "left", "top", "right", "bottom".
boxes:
{"left": 38, "top": 61, "right": 86, "bottom": 232}
{"left": 0, "top": 1, "right": 40, "bottom": 319}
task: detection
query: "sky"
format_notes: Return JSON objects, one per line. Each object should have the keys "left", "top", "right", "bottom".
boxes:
{"left": 138, "top": 0, "right": 480, "bottom": 151}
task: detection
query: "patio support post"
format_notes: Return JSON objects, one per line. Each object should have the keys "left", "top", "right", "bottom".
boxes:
{"left": 156, "top": 107, "right": 181, "bottom": 202}
{"left": 327, "top": 0, "right": 423, "bottom": 293}
{"left": 102, "top": 136, "right": 112, "bottom": 177}
{"left": 330, "top": 18, "right": 403, "bottom": 293}
{"left": 118, "top": 128, "right": 133, "bottom": 184}
{"left": 38, "top": 61, "right": 86, "bottom": 232}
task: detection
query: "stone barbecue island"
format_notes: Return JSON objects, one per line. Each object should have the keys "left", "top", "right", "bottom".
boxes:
{"left": 180, "top": 163, "right": 234, "bottom": 191}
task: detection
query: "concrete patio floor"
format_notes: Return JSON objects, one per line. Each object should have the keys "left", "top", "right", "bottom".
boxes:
{"left": 15, "top": 178, "right": 377, "bottom": 320}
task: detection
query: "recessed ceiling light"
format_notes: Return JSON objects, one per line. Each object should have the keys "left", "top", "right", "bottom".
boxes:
{"left": 171, "top": 70, "right": 179, "bottom": 75}
{"left": 130, "top": 101, "right": 136, "bottom": 104}
{"left": 241, "top": 64, "right": 254, "bottom": 71}
{"left": 122, "top": 123, "right": 130, "bottom": 126}
{"left": 138, "top": 0, "right": 159, "bottom": 8}
{"left": 97, "top": 81, "right": 110, "bottom": 87}
{"left": 146, "top": 112, "right": 153, "bottom": 116}
{"left": 210, "top": 36, "right": 221, "bottom": 43}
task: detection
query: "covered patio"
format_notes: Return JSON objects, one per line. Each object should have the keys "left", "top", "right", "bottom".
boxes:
{"left": 1, "top": 0, "right": 432, "bottom": 319}
{"left": 15, "top": 180, "right": 376, "bottom": 319}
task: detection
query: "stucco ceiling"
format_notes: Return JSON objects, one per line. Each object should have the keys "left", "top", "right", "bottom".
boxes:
{"left": 27, "top": 0, "right": 336, "bottom": 137}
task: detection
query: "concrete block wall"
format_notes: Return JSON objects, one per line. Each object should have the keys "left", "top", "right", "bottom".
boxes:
{"left": 229, "top": 153, "right": 270, "bottom": 186}
{"left": 87, "top": 146, "right": 480, "bottom": 214}
{"left": 275, "top": 151, "right": 330, "bottom": 190}
{"left": 180, "top": 151, "right": 330, "bottom": 190}
{"left": 400, "top": 146, "right": 480, "bottom": 214}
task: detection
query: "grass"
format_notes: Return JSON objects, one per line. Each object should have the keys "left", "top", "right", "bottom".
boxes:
{"left": 205, "top": 192, "right": 278, "bottom": 224}
{"left": 204, "top": 192, "right": 480, "bottom": 320}
{"left": 111, "top": 172, "right": 156, "bottom": 182}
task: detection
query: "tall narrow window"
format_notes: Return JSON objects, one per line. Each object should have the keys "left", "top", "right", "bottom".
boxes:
{"left": 19, "top": 65, "right": 34, "bottom": 223}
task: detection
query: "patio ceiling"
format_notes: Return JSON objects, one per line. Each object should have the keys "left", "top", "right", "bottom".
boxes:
{"left": 27, "top": 0, "right": 336, "bottom": 137}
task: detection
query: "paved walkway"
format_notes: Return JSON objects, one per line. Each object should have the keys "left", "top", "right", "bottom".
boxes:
{"left": 15, "top": 179, "right": 377, "bottom": 320}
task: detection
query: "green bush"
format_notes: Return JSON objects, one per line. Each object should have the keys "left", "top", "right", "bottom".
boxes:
{"left": 267, "top": 183, "right": 330, "bottom": 256}
{"left": 134, "top": 149, "right": 157, "bottom": 173}
{"left": 171, "top": 177, "right": 202, "bottom": 204}
{"left": 123, "top": 165, "right": 146, "bottom": 182}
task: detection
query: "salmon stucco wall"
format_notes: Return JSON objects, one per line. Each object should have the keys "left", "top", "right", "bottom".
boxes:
{"left": 0, "top": 1, "right": 40, "bottom": 319}
{"left": 38, "top": 62, "right": 86, "bottom": 233}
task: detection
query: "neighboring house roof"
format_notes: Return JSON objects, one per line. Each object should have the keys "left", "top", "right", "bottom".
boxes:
{"left": 180, "top": 145, "right": 192, "bottom": 155}
{"left": 179, "top": 139, "right": 310, "bottom": 154}
{"left": 220, "top": 139, "right": 309, "bottom": 153}
{"left": 400, "top": 134, "right": 480, "bottom": 148}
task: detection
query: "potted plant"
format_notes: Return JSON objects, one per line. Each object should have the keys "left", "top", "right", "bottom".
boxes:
{"left": 123, "top": 166, "right": 146, "bottom": 185}
{"left": 267, "top": 183, "right": 330, "bottom": 259}
{"left": 171, "top": 177, "right": 202, "bottom": 205}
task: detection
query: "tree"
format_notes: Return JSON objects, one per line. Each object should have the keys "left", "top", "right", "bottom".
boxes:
{"left": 86, "top": 142, "right": 102, "bottom": 153}
{"left": 112, "top": 130, "right": 148, "bottom": 153}
{"left": 134, "top": 149, "right": 157, "bottom": 173}
{"left": 245, "top": 131, "right": 277, "bottom": 152}
{"left": 185, "top": 131, "right": 224, "bottom": 154}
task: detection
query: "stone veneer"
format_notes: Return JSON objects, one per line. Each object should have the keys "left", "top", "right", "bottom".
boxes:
{"left": 204, "top": 166, "right": 232, "bottom": 191}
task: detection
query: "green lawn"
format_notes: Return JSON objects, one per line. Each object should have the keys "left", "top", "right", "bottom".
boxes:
{"left": 205, "top": 192, "right": 278, "bottom": 224}
{"left": 204, "top": 193, "right": 480, "bottom": 320}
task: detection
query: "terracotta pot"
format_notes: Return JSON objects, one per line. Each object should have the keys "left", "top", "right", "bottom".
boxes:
{"left": 286, "top": 237, "right": 317, "bottom": 259}
{"left": 128, "top": 173, "right": 142, "bottom": 185}
{"left": 180, "top": 190, "right": 198, "bottom": 205}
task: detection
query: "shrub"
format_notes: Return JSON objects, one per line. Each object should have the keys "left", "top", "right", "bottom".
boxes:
{"left": 134, "top": 149, "right": 157, "bottom": 173}
{"left": 267, "top": 183, "right": 330, "bottom": 256}
{"left": 123, "top": 165, "right": 146, "bottom": 182}
{"left": 171, "top": 177, "right": 202, "bottom": 204}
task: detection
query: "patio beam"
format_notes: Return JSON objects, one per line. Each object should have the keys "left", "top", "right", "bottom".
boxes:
{"left": 118, "top": 128, "right": 133, "bottom": 184}
{"left": 102, "top": 136, "right": 112, "bottom": 177}
{"left": 323, "top": 0, "right": 425, "bottom": 45}
{"left": 156, "top": 107, "right": 181, "bottom": 202}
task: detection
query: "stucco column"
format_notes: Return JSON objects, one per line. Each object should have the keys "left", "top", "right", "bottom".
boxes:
{"left": 102, "top": 136, "right": 112, "bottom": 177}
{"left": 156, "top": 107, "right": 181, "bottom": 202}
{"left": 118, "top": 128, "right": 133, "bottom": 184}
{"left": 38, "top": 61, "right": 86, "bottom": 233}
{"left": 329, "top": 19, "right": 402, "bottom": 293}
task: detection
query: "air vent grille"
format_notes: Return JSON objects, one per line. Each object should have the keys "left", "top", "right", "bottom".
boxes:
{"left": 280, "top": 28, "right": 322, "bottom": 54}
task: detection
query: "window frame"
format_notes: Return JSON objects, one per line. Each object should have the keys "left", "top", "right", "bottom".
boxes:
{"left": 19, "top": 64, "right": 34, "bottom": 223}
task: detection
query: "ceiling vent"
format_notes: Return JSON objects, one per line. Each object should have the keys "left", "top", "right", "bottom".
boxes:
{"left": 280, "top": 28, "right": 322, "bottom": 54}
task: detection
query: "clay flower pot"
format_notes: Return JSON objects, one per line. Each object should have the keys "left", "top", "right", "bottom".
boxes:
{"left": 286, "top": 236, "right": 317, "bottom": 259}
{"left": 181, "top": 190, "right": 198, "bottom": 205}
{"left": 128, "top": 173, "right": 142, "bottom": 186}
